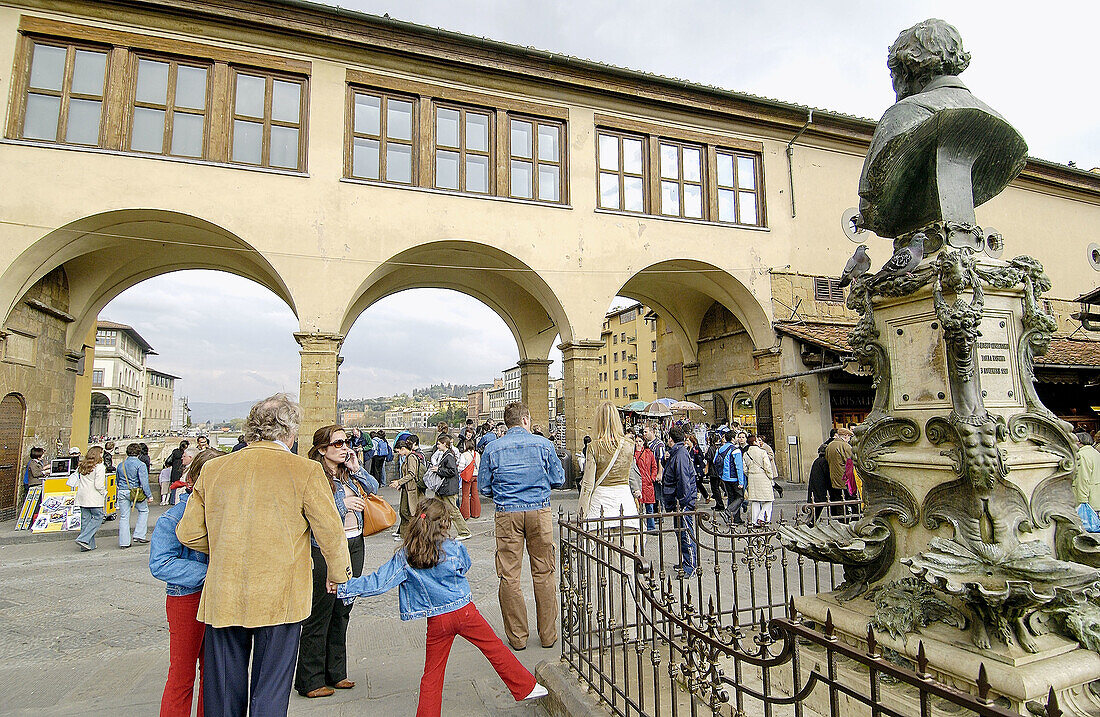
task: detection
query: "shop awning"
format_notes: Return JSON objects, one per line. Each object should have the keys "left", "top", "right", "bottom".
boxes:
{"left": 774, "top": 322, "right": 1100, "bottom": 371}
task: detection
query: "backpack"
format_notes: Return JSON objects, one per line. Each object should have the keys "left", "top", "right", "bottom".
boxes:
{"left": 716, "top": 443, "right": 736, "bottom": 482}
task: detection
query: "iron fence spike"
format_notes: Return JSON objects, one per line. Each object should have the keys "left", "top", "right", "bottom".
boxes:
{"left": 976, "top": 662, "right": 990, "bottom": 701}
{"left": 866, "top": 624, "right": 878, "bottom": 656}
{"left": 1047, "top": 686, "right": 1061, "bottom": 717}
{"left": 824, "top": 610, "right": 835, "bottom": 639}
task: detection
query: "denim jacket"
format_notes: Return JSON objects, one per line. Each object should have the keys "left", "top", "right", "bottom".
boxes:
{"left": 116, "top": 455, "right": 152, "bottom": 497}
{"left": 479, "top": 427, "right": 564, "bottom": 512}
{"left": 149, "top": 492, "right": 209, "bottom": 596}
{"left": 337, "top": 539, "right": 472, "bottom": 620}
{"left": 310, "top": 467, "right": 379, "bottom": 548}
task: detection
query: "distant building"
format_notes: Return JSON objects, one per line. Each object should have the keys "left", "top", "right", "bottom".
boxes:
{"left": 170, "top": 397, "right": 190, "bottom": 433}
{"left": 384, "top": 406, "right": 433, "bottom": 429}
{"left": 466, "top": 390, "right": 486, "bottom": 422}
{"left": 504, "top": 366, "right": 521, "bottom": 407}
{"left": 438, "top": 396, "right": 465, "bottom": 415}
{"left": 598, "top": 303, "right": 659, "bottom": 404}
{"left": 90, "top": 321, "right": 155, "bottom": 438}
{"left": 384, "top": 409, "right": 406, "bottom": 429}
{"left": 549, "top": 378, "right": 564, "bottom": 420}
{"left": 142, "top": 368, "right": 179, "bottom": 435}
{"left": 340, "top": 409, "right": 366, "bottom": 426}
{"left": 488, "top": 385, "right": 507, "bottom": 423}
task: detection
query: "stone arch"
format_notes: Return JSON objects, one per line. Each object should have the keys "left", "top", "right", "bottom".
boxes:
{"left": 339, "top": 240, "right": 571, "bottom": 361}
{"left": 0, "top": 209, "right": 297, "bottom": 353}
{"left": 616, "top": 259, "right": 773, "bottom": 365}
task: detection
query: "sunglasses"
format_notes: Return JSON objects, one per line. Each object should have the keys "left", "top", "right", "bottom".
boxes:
{"left": 327, "top": 439, "right": 349, "bottom": 448}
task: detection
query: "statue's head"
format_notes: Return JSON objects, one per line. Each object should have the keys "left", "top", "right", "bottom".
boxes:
{"left": 887, "top": 19, "right": 971, "bottom": 100}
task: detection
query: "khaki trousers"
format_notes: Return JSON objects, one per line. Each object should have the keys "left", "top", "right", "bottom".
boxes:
{"left": 440, "top": 493, "right": 470, "bottom": 538}
{"left": 494, "top": 506, "right": 558, "bottom": 650}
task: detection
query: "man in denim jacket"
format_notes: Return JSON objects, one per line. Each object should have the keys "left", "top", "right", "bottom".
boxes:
{"left": 480, "top": 402, "right": 564, "bottom": 650}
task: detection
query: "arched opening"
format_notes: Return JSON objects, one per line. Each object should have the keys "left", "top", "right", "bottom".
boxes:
{"left": 89, "top": 392, "right": 110, "bottom": 439}
{"left": 0, "top": 393, "right": 27, "bottom": 518}
{"left": 0, "top": 209, "right": 296, "bottom": 356}
{"left": 731, "top": 391, "right": 755, "bottom": 433}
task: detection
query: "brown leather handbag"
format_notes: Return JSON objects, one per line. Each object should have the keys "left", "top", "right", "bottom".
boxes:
{"left": 361, "top": 494, "right": 397, "bottom": 536}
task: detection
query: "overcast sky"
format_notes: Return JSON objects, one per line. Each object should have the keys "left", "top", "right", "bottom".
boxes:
{"left": 105, "top": 0, "right": 1099, "bottom": 404}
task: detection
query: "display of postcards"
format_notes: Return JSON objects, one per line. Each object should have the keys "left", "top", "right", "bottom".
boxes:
{"left": 31, "top": 515, "right": 49, "bottom": 531}
{"left": 49, "top": 511, "right": 66, "bottom": 524}
{"left": 41, "top": 496, "right": 65, "bottom": 512}
{"left": 64, "top": 511, "right": 81, "bottom": 531}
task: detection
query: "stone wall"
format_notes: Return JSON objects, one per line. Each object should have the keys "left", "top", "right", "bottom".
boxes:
{"left": 0, "top": 268, "right": 78, "bottom": 462}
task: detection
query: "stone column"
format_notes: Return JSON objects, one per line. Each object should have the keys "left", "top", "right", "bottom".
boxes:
{"left": 560, "top": 340, "right": 603, "bottom": 459}
{"left": 518, "top": 359, "right": 553, "bottom": 435}
{"left": 295, "top": 332, "right": 343, "bottom": 456}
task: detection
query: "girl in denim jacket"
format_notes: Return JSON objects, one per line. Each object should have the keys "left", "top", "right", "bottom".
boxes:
{"left": 149, "top": 448, "right": 219, "bottom": 717}
{"left": 333, "top": 498, "right": 547, "bottom": 716}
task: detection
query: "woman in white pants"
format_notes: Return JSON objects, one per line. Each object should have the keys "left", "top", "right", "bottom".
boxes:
{"left": 580, "top": 402, "right": 639, "bottom": 528}
{"left": 743, "top": 434, "right": 776, "bottom": 524}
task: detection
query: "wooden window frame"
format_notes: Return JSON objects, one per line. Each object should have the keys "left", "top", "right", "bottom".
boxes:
{"left": 596, "top": 129, "right": 647, "bottom": 214}
{"left": 715, "top": 149, "right": 765, "bottom": 228}
{"left": 127, "top": 53, "right": 213, "bottom": 159}
{"left": 657, "top": 139, "right": 706, "bottom": 220}
{"left": 506, "top": 114, "right": 566, "bottom": 204}
{"left": 346, "top": 86, "right": 418, "bottom": 185}
{"left": 432, "top": 101, "right": 493, "bottom": 195}
{"left": 16, "top": 38, "right": 111, "bottom": 147}
{"left": 229, "top": 68, "right": 308, "bottom": 171}
{"left": 813, "top": 277, "right": 845, "bottom": 303}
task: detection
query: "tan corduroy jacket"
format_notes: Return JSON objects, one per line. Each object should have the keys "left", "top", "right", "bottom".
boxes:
{"left": 176, "top": 441, "right": 352, "bottom": 628}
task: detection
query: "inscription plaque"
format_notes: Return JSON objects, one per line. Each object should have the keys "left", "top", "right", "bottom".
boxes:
{"left": 977, "top": 311, "right": 1019, "bottom": 407}
{"left": 885, "top": 312, "right": 950, "bottom": 411}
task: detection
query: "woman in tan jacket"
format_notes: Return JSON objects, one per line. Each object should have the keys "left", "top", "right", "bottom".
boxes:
{"left": 742, "top": 434, "right": 776, "bottom": 524}
{"left": 579, "top": 402, "right": 639, "bottom": 526}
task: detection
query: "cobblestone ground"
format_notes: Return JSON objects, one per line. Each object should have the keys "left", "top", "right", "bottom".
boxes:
{"left": 0, "top": 486, "right": 565, "bottom": 716}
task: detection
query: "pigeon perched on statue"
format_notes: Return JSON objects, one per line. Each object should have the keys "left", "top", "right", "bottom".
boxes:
{"left": 870, "top": 234, "right": 925, "bottom": 283}
{"left": 838, "top": 245, "right": 871, "bottom": 287}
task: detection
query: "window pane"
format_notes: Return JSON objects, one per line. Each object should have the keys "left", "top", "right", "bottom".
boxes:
{"left": 683, "top": 147, "right": 701, "bottom": 182}
{"left": 436, "top": 108, "right": 459, "bottom": 148}
{"left": 271, "top": 80, "right": 300, "bottom": 124}
{"left": 624, "top": 176, "right": 644, "bottom": 212}
{"left": 684, "top": 184, "right": 702, "bottom": 218}
{"left": 175, "top": 65, "right": 207, "bottom": 110}
{"left": 511, "top": 159, "right": 532, "bottom": 198}
{"left": 352, "top": 137, "right": 379, "bottom": 179}
{"left": 510, "top": 120, "right": 531, "bottom": 159}
{"left": 136, "top": 59, "right": 169, "bottom": 105}
{"left": 235, "top": 74, "right": 265, "bottom": 118}
{"left": 232, "top": 119, "right": 263, "bottom": 163}
{"left": 538, "top": 164, "right": 560, "bottom": 202}
{"left": 388, "top": 100, "right": 412, "bottom": 141}
{"left": 269, "top": 125, "right": 299, "bottom": 168}
{"left": 660, "top": 144, "right": 678, "bottom": 180}
{"left": 738, "top": 191, "right": 758, "bottom": 224}
{"left": 660, "top": 181, "right": 679, "bottom": 216}
{"left": 718, "top": 190, "right": 735, "bottom": 221}
{"left": 65, "top": 99, "right": 101, "bottom": 145}
{"left": 29, "top": 44, "right": 66, "bottom": 91}
{"left": 537, "top": 124, "right": 559, "bottom": 162}
{"left": 171, "top": 112, "right": 204, "bottom": 157}
{"left": 598, "top": 134, "right": 618, "bottom": 171}
{"left": 131, "top": 107, "right": 165, "bottom": 152}
{"left": 717, "top": 153, "right": 734, "bottom": 187}
{"left": 23, "top": 93, "right": 60, "bottom": 140}
{"left": 436, "top": 149, "right": 459, "bottom": 189}
{"left": 466, "top": 113, "right": 489, "bottom": 152}
{"left": 467, "top": 155, "right": 489, "bottom": 193}
{"left": 599, "top": 172, "right": 620, "bottom": 209}
{"left": 71, "top": 50, "right": 106, "bottom": 96}
{"left": 354, "top": 94, "right": 380, "bottom": 136}
{"left": 386, "top": 143, "right": 412, "bottom": 183}
{"left": 737, "top": 156, "right": 756, "bottom": 189}
{"left": 623, "top": 138, "right": 643, "bottom": 174}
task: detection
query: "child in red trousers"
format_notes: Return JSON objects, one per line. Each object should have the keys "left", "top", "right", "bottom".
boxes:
{"left": 332, "top": 497, "right": 546, "bottom": 716}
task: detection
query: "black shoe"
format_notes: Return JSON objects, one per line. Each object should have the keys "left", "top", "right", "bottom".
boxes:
{"left": 133, "top": 537, "right": 149, "bottom": 544}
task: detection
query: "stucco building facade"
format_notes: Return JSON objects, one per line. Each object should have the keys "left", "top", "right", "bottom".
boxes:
{"left": 0, "top": 0, "right": 1095, "bottom": 485}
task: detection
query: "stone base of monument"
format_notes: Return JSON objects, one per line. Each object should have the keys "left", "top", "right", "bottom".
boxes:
{"left": 795, "top": 594, "right": 1100, "bottom": 715}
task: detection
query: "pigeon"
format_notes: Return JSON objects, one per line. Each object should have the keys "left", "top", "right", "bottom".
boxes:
{"left": 870, "top": 234, "right": 925, "bottom": 283}
{"left": 838, "top": 245, "right": 871, "bottom": 287}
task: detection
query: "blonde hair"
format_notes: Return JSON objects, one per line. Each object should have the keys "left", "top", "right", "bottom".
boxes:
{"left": 594, "top": 401, "right": 626, "bottom": 457}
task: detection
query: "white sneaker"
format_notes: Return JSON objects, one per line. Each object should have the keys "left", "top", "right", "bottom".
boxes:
{"left": 524, "top": 683, "right": 548, "bottom": 701}
{"left": 457, "top": 533, "right": 471, "bottom": 541}
{"left": 394, "top": 535, "right": 402, "bottom": 541}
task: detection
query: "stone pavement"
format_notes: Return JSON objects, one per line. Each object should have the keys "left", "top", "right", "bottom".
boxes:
{"left": 0, "top": 480, "right": 804, "bottom": 716}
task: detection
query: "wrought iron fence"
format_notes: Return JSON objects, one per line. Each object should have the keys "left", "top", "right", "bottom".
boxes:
{"left": 558, "top": 504, "right": 1056, "bottom": 717}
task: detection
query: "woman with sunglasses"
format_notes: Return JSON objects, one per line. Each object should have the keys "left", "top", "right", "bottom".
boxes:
{"left": 294, "top": 425, "right": 380, "bottom": 699}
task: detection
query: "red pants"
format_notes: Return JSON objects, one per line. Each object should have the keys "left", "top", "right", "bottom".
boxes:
{"left": 417, "top": 602, "right": 535, "bottom": 717}
{"left": 460, "top": 479, "right": 481, "bottom": 519}
{"left": 162, "top": 592, "right": 205, "bottom": 717}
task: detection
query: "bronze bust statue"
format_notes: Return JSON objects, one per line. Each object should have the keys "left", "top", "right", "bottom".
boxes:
{"left": 857, "top": 19, "right": 1027, "bottom": 243}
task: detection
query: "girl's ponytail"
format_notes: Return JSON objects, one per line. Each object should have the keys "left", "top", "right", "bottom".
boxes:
{"left": 403, "top": 497, "right": 452, "bottom": 569}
